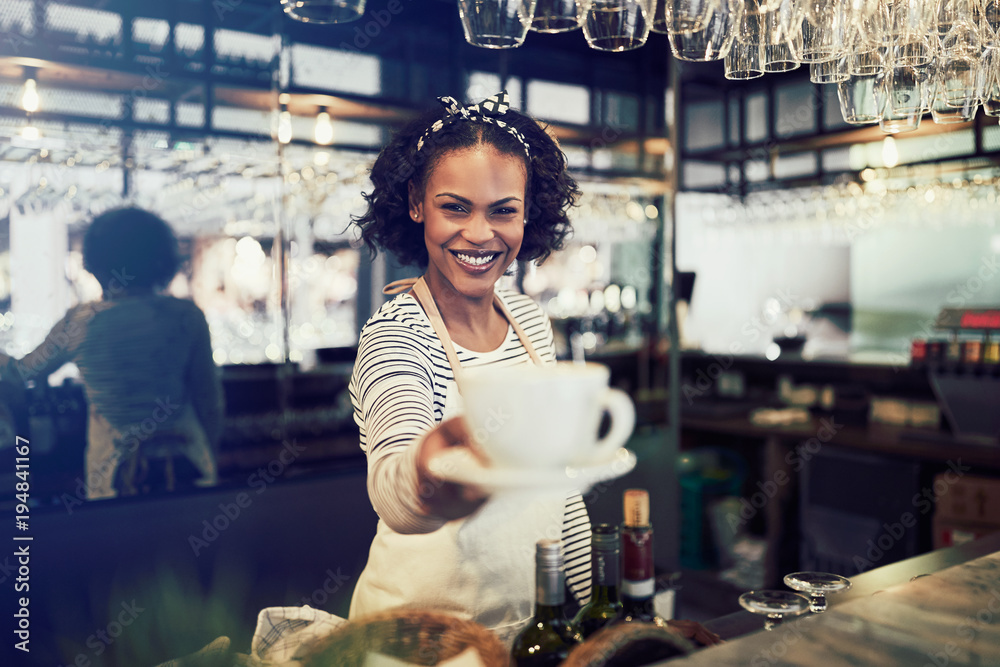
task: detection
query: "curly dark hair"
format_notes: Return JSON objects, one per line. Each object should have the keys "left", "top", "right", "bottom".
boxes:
{"left": 83, "top": 207, "right": 181, "bottom": 292}
{"left": 353, "top": 100, "right": 579, "bottom": 268}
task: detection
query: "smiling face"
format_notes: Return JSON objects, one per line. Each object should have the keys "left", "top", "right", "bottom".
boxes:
{"left": 410, "top": 147, "right": 527, "bottom": 301}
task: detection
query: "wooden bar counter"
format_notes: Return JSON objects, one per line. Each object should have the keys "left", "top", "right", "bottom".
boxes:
{"left": 660, "top": 532, "right": 1000, "bottom": 666}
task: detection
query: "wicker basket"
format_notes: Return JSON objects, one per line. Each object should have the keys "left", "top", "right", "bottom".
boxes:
{"left": 294, "top": 609, "right": 510, "bottom": 667}
{"left": 562, "top": 622, "right": 694, "bottom": 667}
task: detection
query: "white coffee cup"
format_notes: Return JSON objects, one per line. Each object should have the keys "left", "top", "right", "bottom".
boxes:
{"left": 461, "top": 362, "right": 636, "bottom": 470}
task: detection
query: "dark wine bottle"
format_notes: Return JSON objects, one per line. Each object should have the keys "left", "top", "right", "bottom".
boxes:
{"left": 511, "top": 539, "right": 584, "bottom": 666}
{"left": 620, "top": 489, "right": 669, "bottom": 627}
{"left": 573, "top": 523, "right": 623, "bottom": 638}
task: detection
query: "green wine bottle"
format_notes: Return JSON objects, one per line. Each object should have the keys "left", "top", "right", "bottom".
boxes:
{"left": 511, "top": 539, "right": 583, "bottom": 666}
{"left": 573, "top": 523, "right": 623, "bottom": 637}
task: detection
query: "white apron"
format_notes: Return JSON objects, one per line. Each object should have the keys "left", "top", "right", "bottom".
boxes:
{"left": 349, "top": 277, "right": 568, "bottom": 646}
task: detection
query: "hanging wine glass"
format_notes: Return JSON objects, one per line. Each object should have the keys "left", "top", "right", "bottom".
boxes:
{"left": 919, "top": 61, "right": 940, "bottom": 112}
{"left": 810, "top": 55, "right": 849, "bottom": 83}
{"left": 796, "top": 0, "right": 848, "bottom": 63}
{"left": 938, "top": 54, "right": 986, "bottom": 107}
{"left": 850, "top": 44, "right": 886, "bottom": 76}
{"left": 664, "top": 0, "right": 722, "bottom": 35}
{"left": 939, "top": 7, "right": 986, "bottom": 108}
{"left": 762, "top": 0, "right": 802, "bottom": 72}
{"left": 666, "top": 0, "right": 742, "bottom": 61}
{"left": 458, "top": 0, "right": 538, "bottom": 48}
{"left": 783, "top": 572, "right": 852, "bottom": 613}
{"left": 982, "top": 1, "right": 1000, "bottom": 47}
{"left": 726, "top": 41, "right": 765, "bottom": 79}
{"left": 725, "top": 9, "right": 765, "bottom": 79}
{"left": 876, "top": 71, "right": 923, "bottom": 133}
{"left": 838, "top": 73, "right": 881, "bottom": 124}
{"left": 930, "top": 86, "right": 979, "bottom": 123}
{"left": 982, "top": 49, "right": 1000, "bottom": 116}
{"left": 891, "top": 0, "right": 937, "bottom": 67}
{"left": 880, "top": 107, "right": 922, "bottom": 133}
{"left": 531, "top": 0, "right": 591, "bottom": 32}
{"left": 738, "top": 590, "right": 810, "bottom": 631}
{"left": 583, "top": 0, "right": 655, "bottom": 51}
{"left": 849, "top": 2, "right": 889, "bottom": 75}
{"left": 936, "top": 0, "right": 963, "bottom": 40}
{"left": 281, "top": 0, "right": 366, "bottom": 23}
{"left": 886, "top": 63, "right": 934, "bottom": 115}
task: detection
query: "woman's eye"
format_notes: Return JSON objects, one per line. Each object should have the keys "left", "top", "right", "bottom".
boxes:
{"left": 442, "top": 203, "right": 466, "bottom": 213}
{"left": 493, "top": 207, "right": 518, "bottom": 216}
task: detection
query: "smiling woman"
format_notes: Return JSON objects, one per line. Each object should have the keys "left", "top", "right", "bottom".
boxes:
{"left": 413, "top": 147, "right": 527, "bottom": 341}
{"left": 345, "top": 92, "right": 592, "bottom": 647}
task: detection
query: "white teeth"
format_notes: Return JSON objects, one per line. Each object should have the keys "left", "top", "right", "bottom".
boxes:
{"left": 456, "top": 253, "right": 497, "bottom": 266}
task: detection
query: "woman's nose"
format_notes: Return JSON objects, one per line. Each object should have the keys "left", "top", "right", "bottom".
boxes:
{"left": 462, "top": 212, "right": 494, "bottom": 245}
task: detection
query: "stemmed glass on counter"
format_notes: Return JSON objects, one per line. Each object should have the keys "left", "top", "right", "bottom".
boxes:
{"left": 740, "top": 571, "right": 853, "bottom": 631}
{"left": 783, "top": 571, "right": 852, "bottom": 613}
{"left": 738, "top": 590, "right": 811, "bottom": 631}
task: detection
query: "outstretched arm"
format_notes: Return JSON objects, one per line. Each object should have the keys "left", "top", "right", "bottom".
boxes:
{"left": 5, "top": 307, "right": 89, "bottom": 386}
{"left": 351, "top": 327, "right": 484, "bottom": 534}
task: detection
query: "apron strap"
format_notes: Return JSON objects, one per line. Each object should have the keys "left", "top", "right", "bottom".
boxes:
{"left": 493, "top": 295, "right": 544, "bottom": 366}
{"left": 410, "top": 277, "right": 466, "bottom": 386}
{"left": 382, "top": 278, "right": 418, "bottom": 296}
{"left": 382, "top": 277, "right": 544, "bottom": 384}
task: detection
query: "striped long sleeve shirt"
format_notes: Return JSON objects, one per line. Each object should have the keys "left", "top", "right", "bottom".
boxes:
{"left": 349, "top": 289, "right": 592, "bottom": 604}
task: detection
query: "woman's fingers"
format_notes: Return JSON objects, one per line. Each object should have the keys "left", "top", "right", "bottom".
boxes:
{"left": 415, "top": 418, "right": 489, "bottom": 521}
{"left": 436, "top": 416, "right": 491, "bottom": 464}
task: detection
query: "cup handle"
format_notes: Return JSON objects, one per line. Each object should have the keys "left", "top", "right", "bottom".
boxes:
{"left": 592, "top": 387, "right": 636, "bottom": 461}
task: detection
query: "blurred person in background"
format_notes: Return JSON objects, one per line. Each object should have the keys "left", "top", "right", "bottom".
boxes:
{"left": 0, "top": 207, "right": 224, "bottom": 499}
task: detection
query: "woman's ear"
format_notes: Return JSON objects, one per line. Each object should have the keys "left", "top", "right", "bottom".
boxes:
{"left": 407, "top": 180, "right": 423, "bottom": 223}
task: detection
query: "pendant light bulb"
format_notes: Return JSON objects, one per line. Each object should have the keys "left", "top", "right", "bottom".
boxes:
{"left": 314, "top": 109, "right": 333, "bottom": 145}
{"left": 22, "top": 78, "right": 39, "bottom": 113}
{"left": 278, "top": 108, "right": 292, "bottom": 145}
{"left": 882, "top": 136, "right": 899, "bottom": 169}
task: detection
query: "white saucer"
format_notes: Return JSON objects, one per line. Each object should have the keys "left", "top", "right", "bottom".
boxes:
{"left": 427, "top": 447, "right": 637, "bottom": 495}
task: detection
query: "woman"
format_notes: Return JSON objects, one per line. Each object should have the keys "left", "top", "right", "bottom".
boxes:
{"left": 1, "top": 207, "right": 223, "bottom": 499}
{"left": 347, "top": 92, "right": 719, "bottom": 648}
{"left": 348, "top": 92, "right": 587, "bottom": 645}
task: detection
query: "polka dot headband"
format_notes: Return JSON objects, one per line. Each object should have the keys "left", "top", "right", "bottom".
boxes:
{"left": 415, "top": 90, "right": 531, "bottom": 159}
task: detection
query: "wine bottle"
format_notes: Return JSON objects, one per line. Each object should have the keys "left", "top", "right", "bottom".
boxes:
{"left": 573, "top": 523, "right": 623, "bottom": 638}
{"left": 511, "top": 539, "right": 583, "bottom": 666}
{"left": 620, "top": 489, "right": 669, "bottom": 627}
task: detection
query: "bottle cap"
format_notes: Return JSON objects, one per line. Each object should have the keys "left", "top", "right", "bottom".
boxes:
{"left": 624, "top": 489, "right": 650, "bottom": 527}
{"left": 536, "top": 538, "right": 563, "bottom": 569}
{"left": 592, "top": 523, "right": 620, "bottom": 550}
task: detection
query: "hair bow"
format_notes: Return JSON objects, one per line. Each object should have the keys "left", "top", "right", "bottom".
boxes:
{"left": 416, "top": 90, "right": 530, "bottom": 158}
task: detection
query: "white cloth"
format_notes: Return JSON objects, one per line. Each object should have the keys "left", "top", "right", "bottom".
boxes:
{"left": 251, "top": 605, "right": 348, "bottom": 664}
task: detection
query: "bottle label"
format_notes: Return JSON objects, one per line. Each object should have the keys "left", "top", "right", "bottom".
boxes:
{"left": 622, "top": 578, "right": 655, "bottom": 598}
{"left": 595, "top": 551, "right": 620, "bottom": 588}
{"left": 622, "top": 527, "right": 653, "bottom": 582}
